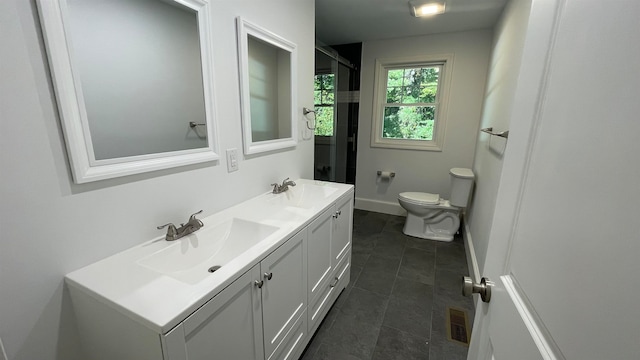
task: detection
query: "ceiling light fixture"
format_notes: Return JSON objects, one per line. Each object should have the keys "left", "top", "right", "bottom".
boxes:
{"left": 409, "top": 1, "right": 446, "bottom": 17}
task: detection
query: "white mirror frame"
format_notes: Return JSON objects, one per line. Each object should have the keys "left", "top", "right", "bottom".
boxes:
{"left": 37, "top": 0, "right": 220, "bottom": 184}
{"left": 236, "top": 17, "right": 297, "bottom": 155}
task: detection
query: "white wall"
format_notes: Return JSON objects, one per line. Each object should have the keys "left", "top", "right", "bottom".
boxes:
{"left": 355, "top": 30, "right": 493, "bottom": 214}
{"left": 466, "top": 0, "right": 532, "bottom": 276}
{"left": 0, "top": 1, "right": 314, "bottom": 359}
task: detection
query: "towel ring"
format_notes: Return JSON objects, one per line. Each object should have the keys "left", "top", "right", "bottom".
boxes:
{"left": 303, "top": 107, "right": 316, "bottom": 130}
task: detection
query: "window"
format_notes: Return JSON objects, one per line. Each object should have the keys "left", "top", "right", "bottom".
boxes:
{"left": 371, "top": 55, "right": 452, "bottom": 150}
{"left": 314, "top": 73, "right": 335, "bottom": 136}
{"left": 383, "top": 66, "right": 439, "bottom": 140}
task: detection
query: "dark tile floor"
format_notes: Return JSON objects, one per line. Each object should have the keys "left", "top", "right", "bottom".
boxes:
{"left": 300, "top": 210, "right": 475, "bottom": 360}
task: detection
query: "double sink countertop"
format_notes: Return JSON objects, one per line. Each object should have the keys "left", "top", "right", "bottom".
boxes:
{"left": 65, "top": 179, "right": 354, "bottom": 334}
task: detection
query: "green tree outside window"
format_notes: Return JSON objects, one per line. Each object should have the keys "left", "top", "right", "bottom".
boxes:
{"left": 383, "top": 66, "right": 440, "bottom": 141}
{"left": 314, "top": 74, "right": 335, "bottom": 136}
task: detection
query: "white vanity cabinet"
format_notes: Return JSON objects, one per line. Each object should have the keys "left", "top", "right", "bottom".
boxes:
{"left": 65, "top": 181, "right": 354, "bottom": 360}
{"left": 164, "top": 230, "right": 307, "bottom": 360}
{"left": 307, "top": 193, "right": 353, "bottom": 334}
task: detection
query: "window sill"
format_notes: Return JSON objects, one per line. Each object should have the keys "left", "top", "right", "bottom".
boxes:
{"left": 370, "top": 138, "right": 443, "bottom": 151}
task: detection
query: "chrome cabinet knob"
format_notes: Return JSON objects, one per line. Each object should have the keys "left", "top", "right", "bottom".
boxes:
{"left": 264, "top": 272, "right": 273, "bottom": 280}
{"left": 254, "top": 280, "right": 264, "bottom": 288}
{"left": 462, "top": 276, "right": 493, "bottom": 303}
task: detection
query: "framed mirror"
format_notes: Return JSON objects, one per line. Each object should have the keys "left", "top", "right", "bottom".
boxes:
{"left": 37, "top": 0, "right": 219, "bottom": 183}
{"left": 236, "top": 17, "right": 297, "bottom": 155}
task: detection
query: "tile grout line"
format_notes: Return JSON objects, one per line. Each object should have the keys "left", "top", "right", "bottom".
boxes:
{"left": 373, "top": 215, "right": 398, "bottom": 360}
{"left": 429, "top": 243, "right": 438, "bottom": 360}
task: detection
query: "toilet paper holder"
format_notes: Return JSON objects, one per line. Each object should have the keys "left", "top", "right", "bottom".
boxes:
{"left": 377, "top": 171, "right": 396, "bottom": 178}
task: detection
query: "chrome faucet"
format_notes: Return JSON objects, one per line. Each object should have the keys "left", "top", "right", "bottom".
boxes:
{"left": 157, "top": 210, "right": 204, "bottom": 241}
{"left": 271, "top": 178, "right": 296, "bottom": 194}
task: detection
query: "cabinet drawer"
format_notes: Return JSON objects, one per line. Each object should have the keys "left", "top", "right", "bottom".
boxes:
{"left": 331, "top": 248, "right": 351, "bottom": 304}
{"left": 308, "top": 248, "right": 351, "bottom": 334}
{"left": 267, "top": 310, "right": 307, "bottom": 360}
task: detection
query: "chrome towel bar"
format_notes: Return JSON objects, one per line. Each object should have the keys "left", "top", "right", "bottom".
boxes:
{"left": 189, "top": 121, "right": 206, "bottom": 128}
{"left": 480, "top": 127, "right": 509, "bottom": 139}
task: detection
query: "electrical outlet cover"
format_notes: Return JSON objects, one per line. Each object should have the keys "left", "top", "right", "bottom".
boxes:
{"left": 226, "top": 148, "right": 239, "bottom": 172}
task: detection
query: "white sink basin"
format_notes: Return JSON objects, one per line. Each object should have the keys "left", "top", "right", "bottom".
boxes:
{"left": 137, "top": 218, "right": 278, "bottom": 284}
{"left": 266, "top": 183, "right": 338, "bottom": 209}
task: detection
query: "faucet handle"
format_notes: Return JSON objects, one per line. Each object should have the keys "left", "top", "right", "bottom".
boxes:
{"left": 157, "top": 223, "right": 176, "bottom": 230}
{"left": 188, "top": 210, "right": 204, "bottom": 228}
{"left": 157, "top": 223, "right": 178, "bottom": 239}
{"left": 189, "top": 210, "right": 203, "bottom": 221}
{"left": 281, "top": 177, "right": 290, "bottom": 185}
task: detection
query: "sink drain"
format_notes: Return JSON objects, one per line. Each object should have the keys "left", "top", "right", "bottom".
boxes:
{"left": 207, "top": 265, "right": 221, "bottom": 273}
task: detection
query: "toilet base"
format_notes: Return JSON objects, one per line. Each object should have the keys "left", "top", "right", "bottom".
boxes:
{"left": 402, "top": 212, "right": 459, "bottom": 242}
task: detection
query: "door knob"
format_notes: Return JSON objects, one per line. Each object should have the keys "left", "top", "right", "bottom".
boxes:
{"left": 462, "top": 276, "right": 493, "bottom": 303}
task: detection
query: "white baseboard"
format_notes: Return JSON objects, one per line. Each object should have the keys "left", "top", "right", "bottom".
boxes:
{"left": 462, "top": 219, "right": 481, "bottom": 288}
{"left": 354, "top": 197, "right": 406, "bottom": 216}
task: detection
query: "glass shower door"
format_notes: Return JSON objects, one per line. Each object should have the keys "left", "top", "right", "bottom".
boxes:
{"left": 314, "top": 47, "right": 357, "bottom": 184}
{"left": 314, "top": 49, "right": 338, "bottom": 182}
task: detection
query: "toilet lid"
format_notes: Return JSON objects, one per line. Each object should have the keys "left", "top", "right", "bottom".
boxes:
{"left": 399, "top": 192, "right": 440, "bottom": 205}
{"left": 449, "top": 168, "right": 474, "bottom": 179}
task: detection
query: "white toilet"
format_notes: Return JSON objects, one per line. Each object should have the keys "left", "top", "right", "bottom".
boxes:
{"left": 398, "top": 168, "right": 475, "bottom": 242}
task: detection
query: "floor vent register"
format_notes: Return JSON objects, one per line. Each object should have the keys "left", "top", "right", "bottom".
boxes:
{"left": 446, "top": 307, "right": 471, "bottom": 346}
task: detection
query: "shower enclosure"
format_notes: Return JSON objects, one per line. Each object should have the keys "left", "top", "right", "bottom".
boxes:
{"left": 313, "top": 44, "right": 359, "bottom": 185}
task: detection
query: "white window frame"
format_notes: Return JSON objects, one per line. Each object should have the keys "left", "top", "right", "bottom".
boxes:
{"left": 371, "top": 54, "right": 453, "bottom": 151}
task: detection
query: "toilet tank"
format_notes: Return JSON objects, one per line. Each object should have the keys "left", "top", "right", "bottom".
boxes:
{"left": 449, "top": 168, "right": 475, "bottom": 208}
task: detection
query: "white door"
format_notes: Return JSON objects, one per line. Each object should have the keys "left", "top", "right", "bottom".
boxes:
{"left": 468, "top": 0, "right": 640, "bottom": 359}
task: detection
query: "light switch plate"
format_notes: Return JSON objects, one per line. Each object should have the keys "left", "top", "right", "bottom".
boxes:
{"left": 226, "top": 148, "right": 239, "bottom": 172}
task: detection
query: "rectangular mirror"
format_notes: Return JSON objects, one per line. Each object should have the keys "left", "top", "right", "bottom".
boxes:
{"left": 236, "top": 17, "right": 297, "bottom": 155}
{"left": 37, "top": 0, "right": 219, "bottom": 183}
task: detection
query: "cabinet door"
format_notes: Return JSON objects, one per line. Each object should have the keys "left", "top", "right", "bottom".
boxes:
{"left": 173, "top": 265, "right": 264, "bottom": 360}
{"left": 261, "top": 230, "right": 307, "bottom": 358}
{"left": 331, "top": 194, "right": 353, "bottom": 267}
{"left": 306, "top": 207, "right": 334, "bottom": 305}
{"left": 267, "top": 309, "right": 307, "bottom": 360}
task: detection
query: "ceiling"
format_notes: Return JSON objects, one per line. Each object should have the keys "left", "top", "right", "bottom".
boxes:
{"left": 315, "top": 0, "right": 508, "bottom": 45}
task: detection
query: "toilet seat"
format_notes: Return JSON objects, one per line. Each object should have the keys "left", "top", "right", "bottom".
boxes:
{"left": 398, "top": 192, "right": 440, "bottom": 206}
